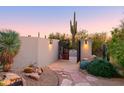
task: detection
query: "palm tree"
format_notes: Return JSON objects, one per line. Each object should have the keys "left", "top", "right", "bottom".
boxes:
{"left": 0, "top": 30, "right": 20, "bottom": 71}
{"left": 70, "top": 12, "right": 77, "bottom": 49}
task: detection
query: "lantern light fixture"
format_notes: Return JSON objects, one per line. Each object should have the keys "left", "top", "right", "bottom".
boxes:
{"left": 84, "top": 39, "right": 88, "bottom": 44}
{"left": 49, "top": 39, "right": 53, "bottom": 45}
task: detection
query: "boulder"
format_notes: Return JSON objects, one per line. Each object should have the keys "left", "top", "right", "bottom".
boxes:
{"left": 89, "top": 55, "right": 96, "bottom": 62}
{"left": 4, "top": 73, "right": 21, "bottom": 80}
{"left": 23, "top": 65, "right": 43, "bottom": 75}
{"left": 23, "top": 67, "right": 35, "bottom": 73}
{"left": 0, "top": 73, "right": 24, "bottom": 86}
{"left": 25, "top": 73, "right": 40, "bottom": 80}
{"left": 35, "top": 67, "right": 43, "bottom": 75}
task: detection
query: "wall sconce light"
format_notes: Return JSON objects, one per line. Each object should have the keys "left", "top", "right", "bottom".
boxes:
{"left": 49, "top": 39, "right": 53, "bottom": 50}
{"left": 84, "top": 39, "right": 88, "bottom": 49}
{"left": 49, "top": 39, "right": 53, "bottom": 45}
{"left": 84, "top": 39, "right": 88, "bottom": 44}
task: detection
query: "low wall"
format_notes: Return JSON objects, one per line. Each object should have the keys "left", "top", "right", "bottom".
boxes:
{"left": 12, "top": 37, "right": 59, "bottom": 69}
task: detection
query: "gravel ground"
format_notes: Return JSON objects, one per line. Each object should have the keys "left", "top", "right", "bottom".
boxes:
{"left": 0, "top": 67, "right": 59, "bottom": 86}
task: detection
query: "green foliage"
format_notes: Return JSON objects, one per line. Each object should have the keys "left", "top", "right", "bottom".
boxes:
{"left": 75, "top": 29, "right": 88, "bottom": 40}
{"left": 87, "top": 58, "right": 118, "bottom": 78}
{"left": 0, "top": 29, "right": 20, "bottom": 70}
{"left": 59, "top": 40, "right": 69, "bottom": 48}
{"left": 108, "top": 26, "right": 124, "bottom": 67}
{"left": 0, "top": 81, "right": 5, "bottom": 86}
{"left": 102, "top": 44, "right": 109, "bottom": 61}
{"left": 48, "top": 30, "right": 88, "bottom": 49}
{"left": 48, "top": 32, "right": 66, "bottom": 41}
{"left": 80, "top": 61, "right": 89, "bottom": 70}
{"left": 70, "top": 30, "right": 88, "bottom": 49}
{"left": 69, "top": 40, "right": 73, "bottom": 49}
{"left": 91, "top": 33, "right": 107, "bottom": 57}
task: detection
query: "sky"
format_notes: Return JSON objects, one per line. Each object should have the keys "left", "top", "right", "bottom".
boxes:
{"left": 0, "top": 6, "right": 124, "bottom": 37}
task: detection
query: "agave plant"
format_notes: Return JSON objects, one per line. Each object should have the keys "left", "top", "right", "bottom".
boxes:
{"left": 0, "top": 30, "right": 20, "bottom": 71}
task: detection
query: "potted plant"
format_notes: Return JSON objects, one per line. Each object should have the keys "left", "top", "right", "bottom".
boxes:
{"left": 0, "top": 30, "right": 20, "bottom": 72}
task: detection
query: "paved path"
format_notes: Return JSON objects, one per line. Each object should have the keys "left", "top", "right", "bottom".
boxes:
{"left": 48, "top": 60, "right": 124, "bottom": 86}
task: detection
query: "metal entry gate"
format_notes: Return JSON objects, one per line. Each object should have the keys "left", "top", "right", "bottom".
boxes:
{"left": 77, "top": 40, "right": 81, "bottom": 62}
{"left": 58, "top": 40, "right": 69, "bottom": 60}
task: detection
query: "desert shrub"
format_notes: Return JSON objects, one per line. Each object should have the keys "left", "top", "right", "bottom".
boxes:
{"left": 91, "top": 33, "right": 107, "bottom": 57}
{"left": 108, "top": 27, "right": 124, "bottom": 67}
{"left": 80, "top": 61, "right": 89, "bottom": 70}
{"left": 0, "top": 81, "right": 5, "bottom": 86}
{"left": 87, "top": 58, "right": 118, "bottom": 78}
{"left": 0, "top": 30, "right": 20, "bottom": 72}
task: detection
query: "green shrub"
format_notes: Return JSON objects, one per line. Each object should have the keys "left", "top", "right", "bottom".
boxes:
{"left": 108, "top": 39, "right": 124, "bottom": 67}
{"left": 0, "top": 30, "right": 20, "bottom": 71}
{"left": 0, "top": 81, "right": 5, "bottom": 86}
{"left": 80, "top": 61, "right": 89, "bottom": 70}
{"left": 87, "top": 59, "right": 118, "bottom": 78}
{"left": 91, "top": 33, "right": 107, "bottom": 57}
{"left": 108, "top": 26, "right": 124, "bottom": 68}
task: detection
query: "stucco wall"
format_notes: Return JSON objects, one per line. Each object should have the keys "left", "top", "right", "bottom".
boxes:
{"left": 13, "top": 37, "right": 59, "bottom": 69}
{"left": 37, "top": 38, "right": 59, "bottom": 67}
{"left": 81, "top": 39, "right": 92, "bottom": 60}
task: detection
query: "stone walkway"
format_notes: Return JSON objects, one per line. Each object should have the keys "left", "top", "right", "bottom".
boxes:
{"left": 48, "top": 60, "right": 124, "bottom": 86}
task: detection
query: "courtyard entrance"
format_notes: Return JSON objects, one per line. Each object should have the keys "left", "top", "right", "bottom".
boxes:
{"left": 58, "top": 40, "right": 81, "bottom": 63}
{"left": 58, "top": 40, "right": 69, "bottom": 60}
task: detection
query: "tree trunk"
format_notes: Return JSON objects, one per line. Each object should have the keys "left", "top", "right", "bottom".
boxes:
{"left": 3, "top": 55, "right": 13, "bottom": 72}
{"left": 3, "top": 63, "right": 12, "bottom": 72}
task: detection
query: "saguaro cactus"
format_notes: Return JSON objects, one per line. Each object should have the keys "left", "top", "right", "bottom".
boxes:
{"left": 70, "top": 12, "right": 77, "bottom": 49}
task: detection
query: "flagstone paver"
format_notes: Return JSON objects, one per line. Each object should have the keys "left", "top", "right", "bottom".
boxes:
{"left": 86, "top": 76, "right": 98, "bottom": 81}
{"left": 75, "top": 82, "right": 91, "bottom": 86}
{"left": 61, "top": 79, "right": 73, "bottom": 86}
{"left": 48, "top": 59, "right": 124, "bottom": 86}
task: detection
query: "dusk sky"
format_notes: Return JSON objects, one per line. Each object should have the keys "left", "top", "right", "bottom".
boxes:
{"left": 0, "top": 6, "right": 124, "bottom": 37}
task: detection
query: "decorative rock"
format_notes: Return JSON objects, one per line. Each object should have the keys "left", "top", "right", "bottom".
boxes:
{"left": 1, "top": 73, "right": 23, "bottom": 86}
{"left": 89, "top": 55, "right": 97, "bottom": 62}
{"left": 61, "top": 79, "right": 72, "bottom": 86}
{"left": 25, "top": 73, "right": 40, "bottom": 80}
{"left": 23, "top": 67, "right": 35, "bottom": 73}
{"left": 86, "top": 76, "right": 98, "bottom": 81}
{"left": 35, "top": 67, "right": 43, "bottom": 75}
{"left": 23, "top": 65, "right": 43, "bottom": 75}
{"left": 4, "top": 73, "right": 21, "bottom": 80}
{"left": 92, "top": 55, "right": 96, "bottom": 58}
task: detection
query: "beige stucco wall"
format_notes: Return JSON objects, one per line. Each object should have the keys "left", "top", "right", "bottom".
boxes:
{"left": 37, "top": 38, "right": 59, "bottom": 67}
{"left": 12, "top": 37, "right": 59, "bottom": 69}
{"left": 81, "top": 39, "right": 92, "bottom": 60}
